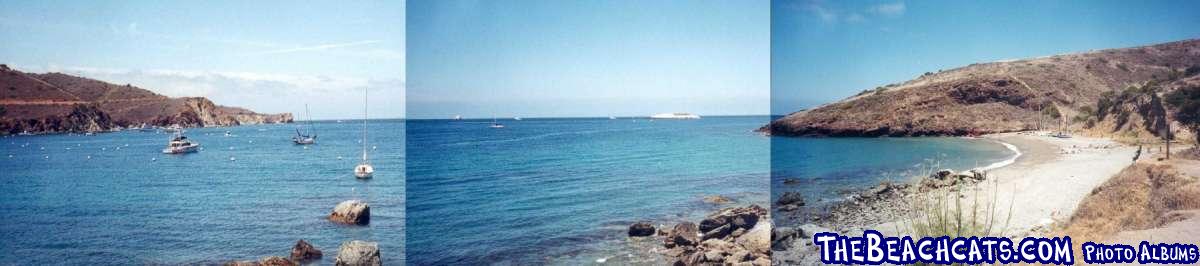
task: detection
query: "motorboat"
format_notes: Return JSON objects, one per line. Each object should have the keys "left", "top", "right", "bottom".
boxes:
{"left": 162, "top": 131, "right": 199, "bottom": 154}
{"left": 649, "top": 112, "right": 701, "bottom": 119}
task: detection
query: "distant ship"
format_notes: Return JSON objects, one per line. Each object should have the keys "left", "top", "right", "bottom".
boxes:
{"left": 453, "top": 115, "right": 463, "bottom": 120}
{"left": 649, "top": 112, "right": 701, "bottom": 119}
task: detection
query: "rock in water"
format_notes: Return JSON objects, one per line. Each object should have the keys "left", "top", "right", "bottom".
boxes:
{"left": 628, "top": 221, "right": 656, "bottom": 237}
{"left": 334, "top": 240, "right": 382, "bottom": 266}
{"left": 775, "top": 191, "right": 805, "bottom": 206}
{"left": 329, "top": 200, "right": 370, "bottom": 225}
{"left": 259, "top": 256, "right": 295, "bottom": 266}
{"left": 224, "top": 256, "right": 295, "bottom": 266}
{"left": 290, "top": 239, "right": 323, "bottom": 262}
{"left": 702, "top": 195, "right": 732, "bottom": 204}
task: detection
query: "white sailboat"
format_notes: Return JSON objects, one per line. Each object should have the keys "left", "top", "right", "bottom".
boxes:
{"left": 292, "top": 104, "right": 316, "bottom": 145}
{"left": 354, "top": 89, "right": 374, "bottom": 179}
{"left": 489, "top": 117, "right": 505, "bottom": 128}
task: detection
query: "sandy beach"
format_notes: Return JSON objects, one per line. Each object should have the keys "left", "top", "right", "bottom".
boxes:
{"left": 856, "top": 132, "right": 1138, "bottom": 235}
{"left": 772, "top": 132, "right": 1142, "bottom": 264}
{"left": 980, "top": 132, "right": 1138, "bottom": 235}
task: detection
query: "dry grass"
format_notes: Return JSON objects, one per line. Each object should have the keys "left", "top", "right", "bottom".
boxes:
{"left": 904, "top": 179, "right": 1012, "bottom": 239}
{"left": 1058, "top": 162, "right": 1200, "bottom": 257}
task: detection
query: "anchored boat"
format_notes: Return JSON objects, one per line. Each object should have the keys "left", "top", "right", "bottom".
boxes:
{"left": 162, "top": 131, "right": 199, "bottom": 154}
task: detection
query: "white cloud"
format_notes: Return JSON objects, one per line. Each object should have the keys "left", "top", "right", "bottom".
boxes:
{"left": 805, "top": 2, "right": 839, "bottom": 23}
{"left": 845, "top": 13, "right": 866, "bottom": 23}
{"left": 252, "top": 40, "right": 383, "bottom": 55}
{"left": 795, "top": 0, "right": 906, "bottom": 24}
{"left": 869, "top": 2, "right": 906, "bottom": 17}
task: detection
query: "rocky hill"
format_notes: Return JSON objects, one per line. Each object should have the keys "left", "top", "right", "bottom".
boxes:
{"left": 0, "top": 64, "right": 292, "bottom": 134}
{"left": 763, "top": 39, "right": 1200, "bottom": 140}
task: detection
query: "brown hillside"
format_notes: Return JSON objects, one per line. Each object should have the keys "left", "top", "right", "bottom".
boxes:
{"left": 763, "top": 39, "right": 1200, "bottom": 138}
{"left": 0, "top": 64, "right": 292, "bottom": 134}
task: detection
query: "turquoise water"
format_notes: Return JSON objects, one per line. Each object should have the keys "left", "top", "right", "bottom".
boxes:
{"left": 0, "top": 120, "right": 404, "bottom": 265}
{"left": 405, "top": 116, "right": 771, "bottom": 265}
{"left": 770, "top": 136, "right": 1016, "bottom": 226}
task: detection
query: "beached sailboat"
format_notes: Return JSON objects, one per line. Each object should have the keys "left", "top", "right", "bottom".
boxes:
{"left": 354, "top": 89, "right": 374, "bottom": 179}
{"left": 292, "top": 104, "right": 317, "bottom": 145}
{"left": 162, "top": 130, "right": 199, "bottom": 154}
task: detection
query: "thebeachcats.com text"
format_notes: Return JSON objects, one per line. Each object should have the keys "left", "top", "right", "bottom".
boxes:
{"left": 813, "top": 230, "right": 1199, "bottom": 265}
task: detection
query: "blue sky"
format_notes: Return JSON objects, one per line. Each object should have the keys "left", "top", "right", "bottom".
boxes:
{"left": 0, "top": 1, "right": 405, "bottom": 119}
{"left": 772, "top": 0, "right": 1200, "bottom": 115}
{"left": 407, "top": 0, "right": 769, "bottom": 119}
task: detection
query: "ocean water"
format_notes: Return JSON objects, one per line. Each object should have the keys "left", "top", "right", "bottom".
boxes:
{"left": 770, "top": 136, "right": 1017, "bottom": 226}
{"left": 405, "top": 116, "right": 770, "bottom": 265}
{"left": 0, "top": 120, "right": 404, "bottom": 265}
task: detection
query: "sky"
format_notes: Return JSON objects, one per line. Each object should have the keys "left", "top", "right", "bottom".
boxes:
{"left": 0, "top": 1, "right": 405, "bottom": 119}
{"left": 772, "top": 0, "right": 1200, "bottom": 115}
{"left": 406, "top": 0, "right": 769, "bottom": 119}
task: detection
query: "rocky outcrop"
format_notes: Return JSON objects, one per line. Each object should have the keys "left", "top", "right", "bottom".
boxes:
{"left": 657, "top": 205, "right": 772, "bottom": 266}
{"left": 329, "top": 200, "right": 370, "bottom": 226}
{"left": 289, "top": 239, "right": 322, "bottom": 263}
{"left": 224, "top": 256, "right": 295, "bottom": 266}
{"left": 919, "top": 169, "right": 987, "bottom": 192}
{"left": 334, "top": 240, "right": 381, "bottom": 266}
{"left": 628, "top": 221, "right": 656, "bottom": 237}
{"left": 0, "top": 66, "right": 292, "bottom": 135}
{"left": 763, "top": 39, "right": 1200, "bottom": 137}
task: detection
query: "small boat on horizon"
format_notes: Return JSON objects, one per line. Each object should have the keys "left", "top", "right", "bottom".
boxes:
{"left": 649, "top": 112, "right": 701, "bottom": 120}
{"left": 453, "top": 115, "right": 463, "bottom": 121}
{"left": 513, "top": 117, "right": 522, "bottom": 121}
{"left": 489, "top": 117, "right": 505, "bottom": 129}
{"left": 163, "top": 124, "right": 183, "bottom": 133}
{"left": 162, "top": 131, "right": 199, "bottom": 154}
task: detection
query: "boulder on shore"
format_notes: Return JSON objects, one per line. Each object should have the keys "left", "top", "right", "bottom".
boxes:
{"left": 334, "top": 240, "right": 381, "bottom": 266}
{"left": 628, "top": 221, "right": 656, "bottom": 237}
{"left": 661, "top": 205, "right": 772, "bottom": 266}
{"left": 665, "top": 222, "right": 700, "bottom": 248}
{"left": 290, "top": 239, "right": 322, "bottom": 263}
{"left": 329, "top": 200, "right": 370, "bottom": 226}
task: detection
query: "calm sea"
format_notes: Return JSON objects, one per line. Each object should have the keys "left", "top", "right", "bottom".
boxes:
{"left": 0, "top": 120, "right": 404, "bottom": 265}
{"left": 405, "top": 116, "right": 771, "bottom": 265}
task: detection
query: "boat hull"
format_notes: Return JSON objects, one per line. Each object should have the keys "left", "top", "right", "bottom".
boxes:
{"left": 162, "top": 144, "right": 199, "bottom": 154}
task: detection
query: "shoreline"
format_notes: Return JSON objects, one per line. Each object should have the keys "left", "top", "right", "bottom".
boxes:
{"left": 974, "top": 139, "right": 1022, "bottom": 172}
{"left": 772, "top": 131, "right": 1137, "bottom": 264}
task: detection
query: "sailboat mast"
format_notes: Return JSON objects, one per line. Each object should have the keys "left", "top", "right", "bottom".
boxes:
{"left": 305, "top": 104, "right": 315, "bottom": 135}
{"left": 362, "top": 87, "right": 368, "bottom": 162}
